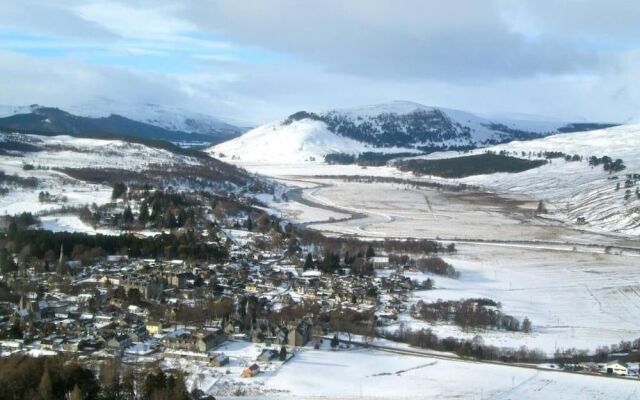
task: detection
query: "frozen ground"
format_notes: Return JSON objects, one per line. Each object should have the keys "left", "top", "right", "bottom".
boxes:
{"left": 381, "top": 243, "right": 640, "bottom": 354}
{"left": 40, "top": 214, "right": 118, "bottom": 235}
{"left": 277, "top": 178, "right": 637, "bottom": 248}
{"left": 164, "top": 339, "right": 640, "bottom": 399}
{"left": 217, "top": 153, "right": 640, "bottom": 359}
{"left": 219, "top": 343, "right": 640, "bottom": 399}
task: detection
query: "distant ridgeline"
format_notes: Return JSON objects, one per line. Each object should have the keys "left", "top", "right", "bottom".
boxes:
{"left": 0, "top": 106, "right": 240, "bottom": 146}
{"left": 285, "top": 109, "right": 483, "bottom": 149}
{"left": 284, "top": 109, "right": 617, "bottom": 152}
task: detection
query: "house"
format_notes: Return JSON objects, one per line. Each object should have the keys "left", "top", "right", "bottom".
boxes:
{"left": 106, "top": 334, "right": 131, "bottom": 352}
{"left": 370, "top": 256, "right": 389, "bottom": 269}
{"left": 146, "top": 321, "right": 163, "bottom": 335}
{"left": 600, "top": 361, "right": 629, "bottom": 376}
{"left": 123, "top": 277, "right": 163, "bottom": 300}
{"left": 166, "top": 272, "right": 193, "bottom": 289}
{"left": 195, "top": 332, "right": 220, "bottom": 352}
{"left": 163, "top": 350, "right": 229, "bottom": 366}
{"left": 287, "top": 319, "right": 312, "bottom": 347}
{"left": 241, "top": 363, "right": 260, "bottom": 378}
{"left": 162, "top": 329, "right": 224, "bottom": 352}
{"left": 210, "top": 352, "right": 230, "bottom": 367}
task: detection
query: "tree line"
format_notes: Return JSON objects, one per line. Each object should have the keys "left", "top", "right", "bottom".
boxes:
{"left": 412, "top": 298, "right": 531, "bottom": 332}
{"left": 0, "top": 355, "right": 207, "bottom": 400}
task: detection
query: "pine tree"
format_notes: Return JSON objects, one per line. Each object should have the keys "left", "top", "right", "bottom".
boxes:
{"left": 331, "top": 334, "right": 339, "bottom": 349}
{"left": 536, "top": 200, "right": 547, "bottom": 214}
{"left": 138, "top": 202, "right": 149, "bottom": 224}
{"left": 304, "top": 253, "right": 313, "bottom": 270}
{"left": 366, "top": 244, "right": 375, "bottom": 259}
{"left": 170, "top": 373, "right": 189, "bottom": 400}
{"left": 122, "top": 205, "right": 134, "bottom": 225}
{"left": 122, "top": 369, "right": 136, "bottom": 400}
{"left": 111, "top": 182, "right": 127, "bottom": 200}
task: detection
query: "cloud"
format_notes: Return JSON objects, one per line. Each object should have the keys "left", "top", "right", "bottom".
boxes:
{"left": 1, "top": 0, "right": 640, "bottom": 124}
{"left": 181, "top": 0, "right": 602, "bottom": 81}
{"left": 0, "top": 0, "right": 115, "bottom": 40}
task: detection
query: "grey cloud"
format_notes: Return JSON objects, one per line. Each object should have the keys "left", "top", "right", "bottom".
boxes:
{"left": 0, "top": 0, "right": 116, "bottom": 40}
{"left": 180, "top": 0, "right": 602, "bottom": 81}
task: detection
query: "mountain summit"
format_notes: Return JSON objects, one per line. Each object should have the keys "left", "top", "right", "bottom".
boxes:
{"left": 210, "top": 101, "right": 615, "bottom": 163}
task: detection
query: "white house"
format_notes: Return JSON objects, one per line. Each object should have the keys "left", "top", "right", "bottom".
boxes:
{"left": 600, "top": 361, "right": 629, "bottom": 376}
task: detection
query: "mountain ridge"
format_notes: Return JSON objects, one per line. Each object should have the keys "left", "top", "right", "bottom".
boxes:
{"left": 210, "top": 101, "right": 617, "bottom": 163}
{"left": 0, "top": 104, "right": 243, "bottom": 145}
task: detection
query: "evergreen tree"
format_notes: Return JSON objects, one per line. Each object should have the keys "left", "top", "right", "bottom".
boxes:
{"left": 304, "top": 253, "right": 314, "bottom": 270}
{"left": 111, "top": 182, "right": 127, "bottom": 200}
{"left": 343, "top": 250, "right": 352, "bottom": 265}
{"left": 122, "top": 369, "right": 136, "bottom": 400}
{"left": 138, "top": 202, "right": 149, "bottom": 224}
{"left": 331, "top": 334, "right": 339, "bottom": 349}
{"left": 0, "top": 248, "right": 16, "bottom": 273}
{"left": 177, "top": 208, "right": 188, "bottom": 227}
{"left": 366, "top": 244, "right": 375, "bottom": 259}
{"left": 321, "top": 252, "right": 340, "bottom": 274}
{"left": 122, "top": 205, "right": 134, "bottom": 225}
{"left": 170, "top": 373, "right": 189, "bottom": 400}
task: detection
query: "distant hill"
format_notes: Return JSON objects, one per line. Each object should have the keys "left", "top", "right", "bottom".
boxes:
{"left": 0, "top": 105, "right": 243, "bottom": 145}
{"left": 442, "top": 123, "right": 640, "bottom": 235}
{"left": 210, "top": 101, "right": 616, "bottom": 163}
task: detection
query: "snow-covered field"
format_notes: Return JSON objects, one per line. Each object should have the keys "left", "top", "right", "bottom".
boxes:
{"left": 275, "top": 178, "right": 634, "bottom": 246}
{"left": 158, "top": 339, "right": 639, "bottom": 399}
{"left": 212, "top": 132, "right": 640, "bottom": 358}
{"left": 381, "top": 243, "right": 640, "bottom": 354}
{"left": 0, "top": 132, "right": 200, "bottom": 224}
{"left": 442, "top": 124, "right": 640, "bottom": 235}
{"left": 218, "top": 343, "right": 640, "bottom": 399}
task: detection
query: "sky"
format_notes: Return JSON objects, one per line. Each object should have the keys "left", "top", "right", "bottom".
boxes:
{"left": 0, "top": 0, "right": 640, "bottom": 125}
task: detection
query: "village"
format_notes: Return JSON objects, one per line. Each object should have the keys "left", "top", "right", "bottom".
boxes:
{"left": 1, "top": 204, "right": 639, "bottom": 397}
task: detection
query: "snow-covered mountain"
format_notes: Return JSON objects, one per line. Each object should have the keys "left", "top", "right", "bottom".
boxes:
{"left": 0, "top": 103, "right": 244, "bottom": 144}
{"left": 450, "top": 124, "right": 640, "bottom": 235}
{"left": 209, "top": 119, "right": 417, "bottom": 164}
{"left": 209, "top": 101, "right": 615, "bottom": 164}
{"left": 66, "top": 102, "right": 245, "bottom": 138}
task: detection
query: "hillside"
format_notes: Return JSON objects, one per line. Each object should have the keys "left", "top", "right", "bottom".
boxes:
{"left": 444, "top": 124, "right": 640, "bottom": 235}
{"left": 0, "top": 131, "right": 262, "bottom": 220}
{"left": 210, "top": 101, "right": 614, "bottom": 164}
{"left": 0, "top": 105, "right": 242, "bottom": 145}
{"left": 66, "top": 102, "right": 245, "bottom": 139}
{"left": 209, "top": 119, "right": 418, "bottom": 164}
